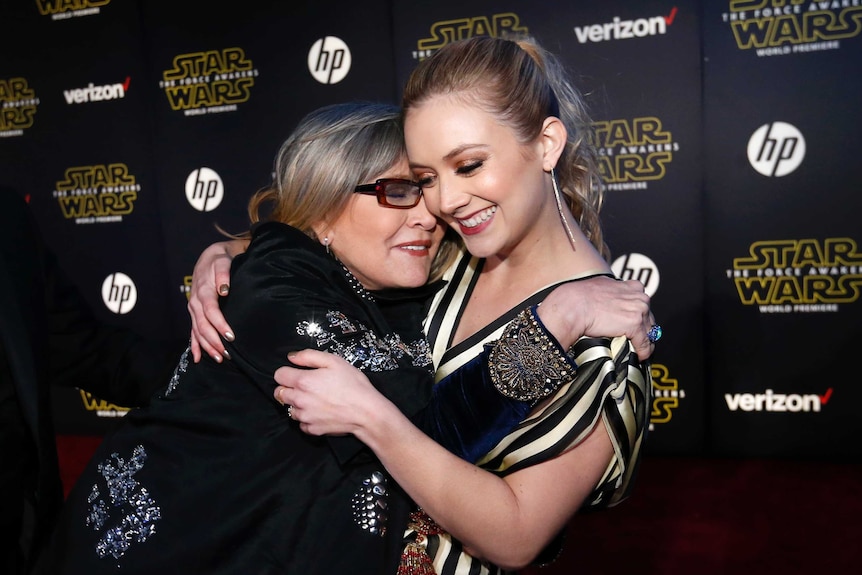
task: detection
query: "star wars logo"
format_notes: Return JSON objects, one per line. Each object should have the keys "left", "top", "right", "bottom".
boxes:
{"left": 413, "top": 13, "right": 528, "bottom": 60}
{"left": 721, "top": 0, "right": 862, "bottom": 56}
{"left": 52, "top": 163, "right": 139, "bottom": 224}
{"left": 78, "top": 390, "right": 131, "bottom": 417}
{"left": 592, "top": 117, "right": 680, "bottom": 190}
{"left": 159, "top": 48, "right": 258, "bottom": 115}
{"left": 35, "top": 0, "right": 109, "bottom": 20}
{"left": 726, "top": 238, "right": 862, "bottom": 313}
{"left": 179, "top": 275, "right": 193, "bottom": 300}
{"left": 650, "top": 364, "right": 685, "bottom": 432}
{"left": 0, "top": 77, "right": 39, "bottom": 137}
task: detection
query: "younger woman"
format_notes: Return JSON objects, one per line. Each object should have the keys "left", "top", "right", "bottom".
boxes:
{"left": 275, "top": 36, "right": 654, "bottom": 574}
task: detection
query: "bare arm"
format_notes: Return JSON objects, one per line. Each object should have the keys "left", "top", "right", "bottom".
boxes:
{"left": 187, "top": 239, "right": 247, "bottom": 362}
{"left": 274, "top": 278, "right": 653, "bottom": 567}
{"left": 537, "top": 276, "right": 655, "bottom": 361}
{"left": 276, "top": 349, "right": 617, "bottom": 570}
{"left": 354, "top": 380, "right": 612, "bottom": 569}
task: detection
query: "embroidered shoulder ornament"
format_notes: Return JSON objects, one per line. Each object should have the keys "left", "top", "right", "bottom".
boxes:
{"left": 488, "top": 306, "right": 575, "bottom": 403}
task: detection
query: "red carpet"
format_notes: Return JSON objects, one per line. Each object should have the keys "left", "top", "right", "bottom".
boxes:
{"left": 56, "top": 435, "right": 103, "bottom": 499}
{"left": 57, "top": 436, "right": 861, "bottom": 574}
{"left": 523, "top": 456, "right": 862, "bottom": 575}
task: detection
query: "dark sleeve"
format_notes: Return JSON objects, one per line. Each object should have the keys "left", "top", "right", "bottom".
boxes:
{"left": 218, "top": 224, "right": 434, "bottom": 464}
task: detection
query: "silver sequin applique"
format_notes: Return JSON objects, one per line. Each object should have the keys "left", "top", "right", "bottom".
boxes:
{"left": 165, "top": 347, "right": 190, "bottom": 396}
{"left": 351, "top": 471, "right": 389, "bottom": 536}
{"left": 297, "top": 311, "right": 431, "bottom": 371}
{"left": 398, "top": 336, "right": 432, "bottom": 369}
{"left": 86, "top": 445, "right": 161, "bottom": 560}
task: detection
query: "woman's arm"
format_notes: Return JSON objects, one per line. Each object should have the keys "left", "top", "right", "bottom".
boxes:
{"left": 537, "top": 276, "right": 655, "bottom": 360}
{"left": 185, "top": 240, "right": 551, "bottom": 463}
{"left": 275, "top": 346, "right": 629, "bottom": 570}
{"left": 189, "top": 264, "right": 657, "bottom": 365}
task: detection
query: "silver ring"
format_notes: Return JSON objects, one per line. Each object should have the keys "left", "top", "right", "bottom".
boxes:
{"left": 286, "top": 405, "right": 293, "bottom": 419}
{"left": 647, "top": 324, "right": 663, "bottom": 343}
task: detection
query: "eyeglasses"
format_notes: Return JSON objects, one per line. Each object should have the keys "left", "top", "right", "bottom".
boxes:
{"left": 354, "top": 178, "right": 423, "bottom": 209}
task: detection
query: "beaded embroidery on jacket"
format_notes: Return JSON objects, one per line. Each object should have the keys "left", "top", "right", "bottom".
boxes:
{"left": 85, "top": 445, "right": 161, "bottom": 561}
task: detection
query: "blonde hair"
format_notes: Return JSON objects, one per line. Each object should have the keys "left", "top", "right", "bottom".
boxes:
{"left": 402, "top": 36, "right": 609, "bottom": 260}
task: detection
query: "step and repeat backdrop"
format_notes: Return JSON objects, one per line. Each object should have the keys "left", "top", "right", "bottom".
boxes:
{"left": 1, "top": 0, "right": 859, "bottom": 460}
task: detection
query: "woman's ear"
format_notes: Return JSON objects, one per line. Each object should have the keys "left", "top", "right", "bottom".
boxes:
{"left": 541, "top": 116, "right": 567, "bottom": 172}
{"left": 311, "top": 222, "right": 331, "bottom": 246}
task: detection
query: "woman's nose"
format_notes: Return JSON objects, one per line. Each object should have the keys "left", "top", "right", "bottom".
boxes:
{"left": 407, "top": 196, "right": 438, "bottom": 229}
{"left": 424, "top": 180, "right": 468, "bottom": 218}
{"left": 436, "top": 180, "right": 469, "bottom": 217}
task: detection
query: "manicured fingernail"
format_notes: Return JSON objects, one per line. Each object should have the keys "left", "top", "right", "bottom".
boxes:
{"left": 224, "top": 331, "right": 235, "bottom": 342}
{"left": 218, "top": 284, "right": 230, "bottom": 296}
{"left": 211, "top": 353, "right": 222, "bottom": 363}
{"left": 222, "top": 350, "right": 231, "bottom": 360}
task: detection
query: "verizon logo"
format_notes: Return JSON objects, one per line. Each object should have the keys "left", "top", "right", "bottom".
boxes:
{"left": 725, "top": 388, "right": 833, "bottom": 413}
{"left": 574, "top": 7, "right": 677, "bottom": 43}
{"left": 64, "top": 76, "right": 130, "bottom": 104}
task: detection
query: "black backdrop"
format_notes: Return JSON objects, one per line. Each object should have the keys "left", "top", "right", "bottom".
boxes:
{"left": 2, "top": 0, "right": 860, "bottom": 460}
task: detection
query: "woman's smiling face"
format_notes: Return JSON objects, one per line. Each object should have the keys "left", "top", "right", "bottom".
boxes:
{"left": 405, "top": 94, "right": 552, "bottom": 260}
{"left": 322, "top": 158, "right": 445, "bottom": 291}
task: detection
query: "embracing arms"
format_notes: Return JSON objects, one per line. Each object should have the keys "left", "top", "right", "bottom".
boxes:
{"left": 187, "top": 238, "right": 656, "bottom": 363}
{"left": 186, "top": 239, "right": 653, "bottom": 568}
{"left": 275, "top": 334, "right": 646, "bottom": 569}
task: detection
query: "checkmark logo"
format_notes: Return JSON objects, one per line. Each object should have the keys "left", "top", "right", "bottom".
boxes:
{"left": 123, "top": 76, "right": 131, "bottom": 91}
{"left": 573, "top": 10, "right": 675, "bottom": 44}
{"left": 819, "top": 388, "right": 833, "bottom": 404}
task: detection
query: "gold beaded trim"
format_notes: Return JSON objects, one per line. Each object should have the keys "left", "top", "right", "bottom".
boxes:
{"left": 397, "top": 510, "right": 444, "bottom": 575}
{"left": 488, "top": 306, "right": 575, "bottom": 403}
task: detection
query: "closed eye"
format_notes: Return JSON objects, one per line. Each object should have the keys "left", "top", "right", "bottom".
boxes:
{"left": 416, "top": 174, "right": 436, "bottom": 188}
{"left": 456, "top": 161, "right": 483, "bottom": 175}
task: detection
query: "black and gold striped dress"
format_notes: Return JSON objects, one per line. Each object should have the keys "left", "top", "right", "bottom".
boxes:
{"left": 402, "top": 249, "right": 652, "bottom": 575}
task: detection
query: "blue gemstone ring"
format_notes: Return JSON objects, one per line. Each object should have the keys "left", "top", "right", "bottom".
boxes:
{"left": 647, "top": 324, "right": 663, "bottom": 344}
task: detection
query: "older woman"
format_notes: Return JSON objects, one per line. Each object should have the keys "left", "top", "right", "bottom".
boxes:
{"left": 39, "top": 102, "right": 494, "bottom": 574}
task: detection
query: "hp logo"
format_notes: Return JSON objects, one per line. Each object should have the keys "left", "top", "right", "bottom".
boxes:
{"left": 185, "top": 167, "right": 224, "bottom": 212}
{"left": 747, "top": 122, "right": 806, "bottom": 177}
{"left": 611, "top": 253, "right": 660, "bottom": 297}
{"left": 102, "top": 272, "right": 138, "bottom": 314}
{"left": 308, "top": 37, "right": 351, "bottom": 84}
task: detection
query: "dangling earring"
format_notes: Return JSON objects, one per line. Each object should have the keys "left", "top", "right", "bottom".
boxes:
{"left": 323, "top": 236, "right": 331, "bottom": 255}
{"left": 551, "top": 167, "right": 577, "bottom": 252}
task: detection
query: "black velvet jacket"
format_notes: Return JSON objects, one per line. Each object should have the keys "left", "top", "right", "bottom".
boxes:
{"left": 42, "top": 222, "right": 529, "bottom": 575}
